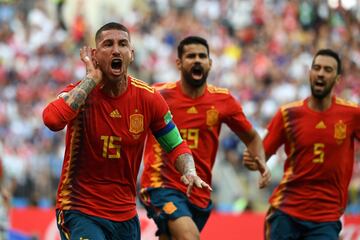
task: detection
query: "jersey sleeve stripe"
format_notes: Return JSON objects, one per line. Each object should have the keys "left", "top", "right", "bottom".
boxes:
{"left": 131, "top": 82, "right": 154, "bottom": 93}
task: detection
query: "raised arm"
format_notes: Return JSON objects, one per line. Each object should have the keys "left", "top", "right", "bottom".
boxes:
{"left": 62, "top": 46, "right": 101, "bottom": 110}
{"left": 43, "top": 46, "right": 101, "bottom": 131}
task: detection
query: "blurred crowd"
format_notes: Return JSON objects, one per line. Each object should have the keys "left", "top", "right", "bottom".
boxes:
{"left": 0, "top": 0, "right": 359, "bottom": 213}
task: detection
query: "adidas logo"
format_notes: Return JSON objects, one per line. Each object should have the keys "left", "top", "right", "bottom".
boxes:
{"left": 110, "top": 109, "right": 121, "bottom": 118}
{"left": 315, "top": 121, "right": 326, "bottom": 129}
{"left": 186, "top": 106, "right": 198, "bottom": 114}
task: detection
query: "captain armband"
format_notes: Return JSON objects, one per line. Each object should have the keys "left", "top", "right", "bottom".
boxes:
{"left": 154, "top": 120, "right": 183, "bottom": 153}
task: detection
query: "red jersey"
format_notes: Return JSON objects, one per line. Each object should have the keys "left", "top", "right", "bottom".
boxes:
{"left": 264, "top": 97, "right": 360, "bottom": 222}
{"left": 141, "top": 81, "right": 253, "bottom": 208}
{"left": 43, "top": 76, "right": 182, "bottom": 221}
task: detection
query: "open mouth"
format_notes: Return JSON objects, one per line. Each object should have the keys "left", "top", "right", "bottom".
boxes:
{"left": 313, "top": 79, "right": 326, "bottom": 91}
{"left": 111, "top": 59, "right": 123, "bottom": 70}
{"left": 315, "top": 79, "right": 325, "bottom": 86}
{"left": 191, "top": 65, "right": 204, "bottom": 79}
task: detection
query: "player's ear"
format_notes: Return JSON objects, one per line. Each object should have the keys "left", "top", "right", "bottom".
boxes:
{"left": 307, "top": 66, "right": 312, "bottom": 82}
{"left": 175, "top": 58, "right": 181, "bottom": 70}
{"left": 129, "top": 48, "right": 135, "bottom": 63}
{"left": 91, "top": 48, "right": 98, "bottom": 67}
{"left": 335, "top": 75, "right": 341, "bottom": 85}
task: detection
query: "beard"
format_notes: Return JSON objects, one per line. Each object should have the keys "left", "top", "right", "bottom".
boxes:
{"left": 310, "top": 79, "right": 336, "bottom": 99}
{"left": 183, "top": 64, "right": 208, "bottom": 88}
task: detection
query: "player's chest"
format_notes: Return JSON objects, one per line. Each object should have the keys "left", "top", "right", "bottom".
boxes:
{"left": 80, "top": 99, "right": 148, "bottom": 145}
{"left": 291, "top": 114, "right": 351, "bottom": 146}
{"left": 168, "top": 100, "right": 222, "bottom": 130}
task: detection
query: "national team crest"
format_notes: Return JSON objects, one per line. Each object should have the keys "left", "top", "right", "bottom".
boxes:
{"left": 129, "top": 113, "right": 144, "bottom": 134}
{"left": 334, "top": 120, "right": 346, "bottom": 141}
{"left": 206, "top": 107, "right": 219, "bottom": 127}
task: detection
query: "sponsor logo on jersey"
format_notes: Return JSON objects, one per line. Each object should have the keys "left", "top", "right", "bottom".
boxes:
{"left": 315, "top": 121, "right": 326, "bottom": 129}
{"left": 110, "top": 109, "right": 121, "bottom": 118}
{"left": 187, "top": 106, "right": 198, "bottom": 114}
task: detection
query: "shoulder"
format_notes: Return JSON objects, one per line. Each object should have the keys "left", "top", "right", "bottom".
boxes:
{"left": 207, "top": 84, "right": 230, "bottom": 95}
{"left": 153, "top": 82, "right": 177, "bottom": 91}
{"left": 129, "top": 76, "right": 155, "bottom": 94}
{"left": 280, "top": 100, "right": 304, "bottom": 112}
{"left": 206, "top": 85, "right": 244, "bottom": 109}
{"left": 334, "top": 97, "right": 359, "bottom": 109}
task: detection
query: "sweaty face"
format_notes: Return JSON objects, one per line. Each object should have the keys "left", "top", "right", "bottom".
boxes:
{"left": 178, "top": 44, "right": 211, "bottom": 88}
{"left": 309, "top": 55, "right": 338, "bottom": 99}
{"left": 94, "top": 30, "right": 133, "bottom": 81}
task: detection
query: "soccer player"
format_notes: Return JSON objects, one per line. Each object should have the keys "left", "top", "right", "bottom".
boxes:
{"left": 42, "top": 22, "right": 210, "bottom": 240}
{"left": 139, "top": 36, "right": 271, "bottom": 240}
{"left": 243, "top": 49, "right": 360, "bottom": 239}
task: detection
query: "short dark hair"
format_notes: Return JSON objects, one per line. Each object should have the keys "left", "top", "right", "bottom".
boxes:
{"left": 177, "top": 36, "right": 209, "bottom": 58}
{"left": 95, "top": 22, "right": 130, "bottom": 43}
{"left": 312, "top": 49, "right": 342, "bottom": 74}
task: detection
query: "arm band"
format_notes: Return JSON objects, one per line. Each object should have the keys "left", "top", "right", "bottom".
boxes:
{"left": 154, "top": 121, "right": 183, "bottom": 153}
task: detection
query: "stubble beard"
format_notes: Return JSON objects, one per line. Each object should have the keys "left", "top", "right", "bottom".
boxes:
{"left": 311, "top": 79, "right": 336, "bottom": 100}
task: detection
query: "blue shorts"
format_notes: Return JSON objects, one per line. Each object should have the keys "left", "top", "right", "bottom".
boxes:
{"left": 139, "top": 188, "right": 213, "bottom": 236}
{"left": 265, "top": 207, "right": 342, "bottom": 240}
{"left": 56, "top": 209, "right": 140, "bottom": 240}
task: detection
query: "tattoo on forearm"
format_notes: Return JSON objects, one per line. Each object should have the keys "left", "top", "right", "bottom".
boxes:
{"left": 176, "top": 153, "right": 197, "bottom": 175}
{"left": 69, "top": 92, "right": 85, "bottom": 110}
{"left": 66, "top": 77, "right": 96, "bottom": 110}
{"left": 79, "top": 77, "right": 97, "bottom": 95}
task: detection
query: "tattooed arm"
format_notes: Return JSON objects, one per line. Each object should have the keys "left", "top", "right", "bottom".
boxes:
{"left": 175, "top": 153, "right": 212, "bottom": 196}
{"left": 154, "top": 118, "right": 212, "bottom": 196}
{"left": 42, "top": 46, "right": 102, "bottom": 131}
{"left": 62, "top": 77, "right": 97, "bottom": 110}
{"left": 62, "top": 46, "right": 102, "bottom": 110}
{"left": 175, "top": 153, "right": 197, "bottom": 176}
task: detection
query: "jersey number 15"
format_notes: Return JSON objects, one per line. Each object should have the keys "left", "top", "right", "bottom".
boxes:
{"left": 101, "top": 135, "right": 121, "bottom": 159}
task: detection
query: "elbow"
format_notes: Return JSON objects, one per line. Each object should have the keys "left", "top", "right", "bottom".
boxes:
{"left": 42, "top": 108, "right": 65, "bottom": 132}
{"left": 45, "top": 123, "right": 64, "bottom": 132}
